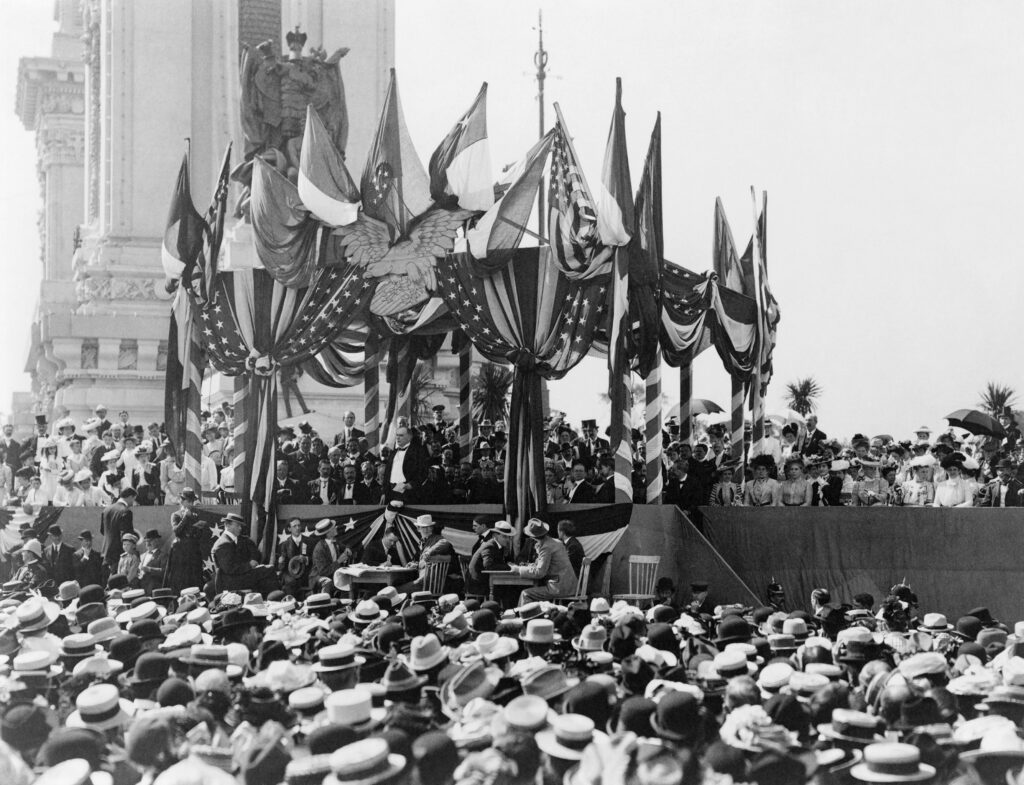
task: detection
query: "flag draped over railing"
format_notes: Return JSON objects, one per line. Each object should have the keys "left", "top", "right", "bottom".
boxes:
{"left": 436, "top": 248, "right": 607, "bottom": 527}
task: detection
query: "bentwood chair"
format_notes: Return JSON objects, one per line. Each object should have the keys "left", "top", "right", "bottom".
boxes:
{"left": 612, "top": 555, "right": 661, "bottom": 609}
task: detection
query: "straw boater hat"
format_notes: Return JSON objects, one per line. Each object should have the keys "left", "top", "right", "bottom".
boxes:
{"left": 324, "top": 688, "right": 386, "bottom": 731}
{"left": 849, "top": 742, "right": 935, "bottom": 782}
{"left": 325, "top": 738, "right": 405, "bottom": 785}
{"left": 313, "top": 643, "right": 365, "bottom": 673}
{"left": 66, "top": 683, "right": 135, "bottom": 731}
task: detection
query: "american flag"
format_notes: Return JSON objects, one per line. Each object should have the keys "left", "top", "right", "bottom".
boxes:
{"left": 187, "top": 144, "right": 232, "bottom": 309}
{"left": 547, "top": 120, "right": 613, "bottom": 280}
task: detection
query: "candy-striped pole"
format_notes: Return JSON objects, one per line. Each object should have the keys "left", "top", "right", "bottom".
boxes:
{"left": 458, "top": 332, "right": 472, "bottom": 456}
{"left": 364, "top": 338, "right": 380, "bottom": 454}
{"left": 645, "top": 355, "right": 663, "bottom": 503}
{"left": 731, "top": 375, "right": 745, "bottom": 483}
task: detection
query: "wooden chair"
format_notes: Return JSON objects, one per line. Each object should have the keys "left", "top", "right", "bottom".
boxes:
{"left": 612, "top": 555, "right": 661, "bottom": 608}
{"left": 553, "top": 557, "right": 593, "bottom": 603}
{"left": 422, "top": 556, "right": 451, "bottom": 597}
{"left": 459, "top": 554, "right": 486, "bottom": 602}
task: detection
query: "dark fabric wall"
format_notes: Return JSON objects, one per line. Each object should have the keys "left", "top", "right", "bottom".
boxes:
{"left": 700, "top": 506, "right": 1024, "bottom": 623}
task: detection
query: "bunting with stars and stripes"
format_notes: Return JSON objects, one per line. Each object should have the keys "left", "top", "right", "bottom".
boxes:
{"left": 435, "top": 247, "right": 608, "bottom": 527}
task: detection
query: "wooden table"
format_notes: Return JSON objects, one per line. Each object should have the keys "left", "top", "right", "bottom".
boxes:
{"left": 484, "top": 570, "right": 534, "bottom": 603}
{"left": 345, "top": 566, "right": 418, "bottom": 595}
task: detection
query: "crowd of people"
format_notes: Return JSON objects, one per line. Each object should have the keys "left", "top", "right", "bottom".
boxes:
{"left": 2, "top": 532, "right": 1024, "bottom": 784}
{"left": 2, "top": 403, "right": 1022, "bottom": 514}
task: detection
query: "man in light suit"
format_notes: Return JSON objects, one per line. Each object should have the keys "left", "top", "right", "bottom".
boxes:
{"left": 509, "top": 519, "right": 578, "bottom": 604}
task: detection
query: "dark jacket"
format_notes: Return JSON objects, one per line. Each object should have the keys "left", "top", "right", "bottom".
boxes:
{"left": 275, "top": 476, "right": 304, "bottom": 505}
{"left": 309, "top": 538, "right": 353, "bottom": 587}
{"left": 467, "top": 539, "right": 510, "bottom": 595}
{"left": 383, "top": 444, "right": 430, "bottom": 494}
{"left": 307, "top": 476, "right": 342, "bottom": 505}
{"left": 139, "top": 547, "right": 168, "bottom": 595}
{"left": 567, "top": 480, "right": 598, "bottom": 504}
{"left": 211, "top": 532, "right": 256, "bottom": 590}
{"left": 353, "top": 480, "right": 383, "bottom": 505}
{"left": 43, "top": 542, "right": 76, "bottom": 585}
{"left": 73, "top": 547, "right": 104, "bottom": 587}
{"left": 100, "top": 501, "right": 134, "bottom": 564}
{"left": 980, "top": 477, "right": 1024, "bottom": 507}
{"left": 563, "top": 536, "right": 585, "bottom": 577}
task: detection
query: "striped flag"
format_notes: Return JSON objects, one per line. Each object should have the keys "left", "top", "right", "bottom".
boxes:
{"left": 165, "top": 289, "right": 204, "bottom": 492}
{"left": 361, "top": 70, "right": 431, "bottom": 239}
{"left": 599, "top": 79, "right": 635, "bottom": 504}
{"left": 298, "top": 105, "right": 360, "bottom": 227}
{"left": 428, "top": 82, "right": 494, "bottom": 211}
{"left": 161, "top": 152, "right": 205, "bottom": 281}
{"left": 188, "top": 144, "right": 232, "bottom": 308}
{"left": 548, "top": 108, "right": 613, "bottom": 280}
{"left": 466, "top": 130, "right": 554, "bottom": 268}
{"left": 630, "top": 114, "right": 663, "bottom": 378}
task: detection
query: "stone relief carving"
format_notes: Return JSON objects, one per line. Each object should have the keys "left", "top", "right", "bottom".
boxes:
{"left": 82, "top": 0, "right": 101, "bottom": 221}
{"left": 76, "top": 276, "right": 161, "bottom": 302}
{"left": 118, "top": 340, "right": 138, "bottom": 370}
{"left": 80, "top": 339, "right": 98, "bottom": 369}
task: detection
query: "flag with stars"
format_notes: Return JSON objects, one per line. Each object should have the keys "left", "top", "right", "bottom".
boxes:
{"left": 187, "top": 144, "right": 232, "bottom": 308}
{"left": 548, "top": 113, "right": 613, "bottom": 281}
{"left": 435, "top": 247, "right": 607, "bottom": 522}
{"left": 659, "top": 261, "right": 759, "bottom": 378}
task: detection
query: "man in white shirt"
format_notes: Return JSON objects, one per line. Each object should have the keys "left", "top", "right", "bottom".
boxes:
{"left": 338, "top": 463, "right": 358, "bottom": 504}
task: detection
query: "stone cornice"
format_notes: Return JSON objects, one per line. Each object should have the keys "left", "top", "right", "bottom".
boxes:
{"left": 16, "top": 57, "right": 85, "bottom": 131}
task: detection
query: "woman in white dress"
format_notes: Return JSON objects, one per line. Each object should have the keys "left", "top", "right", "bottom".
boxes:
{"left": 932, "top": 455, "right": 974, "bottom": 508}
{"left": 37, "top": 439, "right": 62, "bottom": 500}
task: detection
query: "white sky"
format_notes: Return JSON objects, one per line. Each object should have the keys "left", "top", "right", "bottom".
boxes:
{"left": 1, "top": 1, "right": 1022, "bottom": 442}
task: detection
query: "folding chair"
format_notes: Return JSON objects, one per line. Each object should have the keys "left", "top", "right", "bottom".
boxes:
{"left": 612, "top": 555, "right": 661, "bottom": 608}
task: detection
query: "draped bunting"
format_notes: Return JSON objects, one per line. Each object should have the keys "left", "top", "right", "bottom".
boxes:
{"left": 659, "top": 263, "right": 759, "bottom": 380}
{"left": 195, "top": 264, "right": 372, "bottom": 556}
{"left": 436, "top": 248, "right": 608, "bottom": 526}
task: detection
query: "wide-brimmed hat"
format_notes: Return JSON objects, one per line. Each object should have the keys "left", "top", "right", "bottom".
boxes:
{"left": 918, "top": 613, "right": 953, "bottom": 633}
{"left": 524, "top": 519, "right": 549, "bottom": 539}
{"left": 537, "top": 713, "right": 606, "bottom": 761}
{"left": 314, "top": 518, "right": 336, "bottom": 537}
{"left": 326, "top": 738, "right": 405, "bottom": 785}
{"left": 407, "top": 634, "right": 451, "bottom": 672}
{"left": 414, "top": 514, "right": 434, "bottom": 529}
{"left": 339, "top": 600, "right": 381, "bottom": 628}
{"left": 60, "top": 633, "right": 102, "bottom": 663}
{"left": 490, "top": 520, "right": 515, "bottom": 537}
{"left": 440, "top": 659, "right": 501, "bottom": 717}
{"left": 313, "top": 643, "right": 365, "bottom": 673}
{"left": 72, "top": 654, "right": 125, "bottom": 679}
{"left": 713, "top": 649, "right": 757, "bottom": 680}
{"left": 381, "top": 658, "right": 427, "bottom": 695}
{"left": 849, "top": 742, "right": 935, "bottom": 782}
{"left": 521, "top": 664, "right": 578, "bottom": 701}
{"left": 66, "top": 683, "right": 135, "bottom": 731}
{"left": 520, "top": 618, "right": 561, "bottom": 645}
{"left": 957, "top": 723, "right": 1024, "bottom": 781}
{"left": 14, "top": 596, "right": 60, "bottom": 632}
{"left": 572, "top": 623, "right": 608, "bottom": 653}
{"left": 221, "top": 512, "right": 245, "bottom": 526}
{"left": 374, "top": 586, "right": 407, "bottom": 608}
{"left": 12, "top": 650, "right": 64, "bottom": 679}
{"left": 324, "top": 688, "right": 386, "bottom": 731}
{"left": 817, "top": 709, "right": 885, "bottom": 746}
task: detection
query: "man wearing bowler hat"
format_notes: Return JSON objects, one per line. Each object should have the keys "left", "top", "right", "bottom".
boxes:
{"left": 43, "top": 525, "right": 75, "bottom": 585}
{"left": 979, "top": 458, "right": 1023, "bottom": 507}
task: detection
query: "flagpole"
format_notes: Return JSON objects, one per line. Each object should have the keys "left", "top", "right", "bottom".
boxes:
{"left": 645, "top": 355, "right": 663, "bottom": 503}
{"left": 731, "top": 375, "right": 745, "bottom": 482}
{"left": 534, "top": 9, "right": 548, "bottom": 243}
{"left": 679, "top": 356, "right": 692, "bottom": 445}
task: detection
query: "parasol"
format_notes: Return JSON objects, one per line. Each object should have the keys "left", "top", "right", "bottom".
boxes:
{"left": 943, "top": 409, "right": 1006, "bottom": 438}
{"left": 667, "top": 400, "right": 724, "bottom": 419}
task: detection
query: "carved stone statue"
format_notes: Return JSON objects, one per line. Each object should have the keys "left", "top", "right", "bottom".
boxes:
{"left": 239, "top": 27, "right": 349, "bottom": 181}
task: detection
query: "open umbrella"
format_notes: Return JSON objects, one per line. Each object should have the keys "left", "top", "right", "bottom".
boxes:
{"left": 767, "top": 410, "right": 806, "bottom": 427}
{"left": 944, "top": 409, "right": 1006, "bottom": 438}
{"left": 667, "top": 400, "right": 724, "bottom": 419}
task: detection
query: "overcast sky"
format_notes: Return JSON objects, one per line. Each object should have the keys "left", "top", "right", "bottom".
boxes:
{"left": 2, "top": 2, "right": 1022, "bottom": 441}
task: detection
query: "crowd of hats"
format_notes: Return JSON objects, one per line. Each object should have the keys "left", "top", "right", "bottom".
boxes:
{"left": 3, "top": 573, "right": 1024, "bottom": 784}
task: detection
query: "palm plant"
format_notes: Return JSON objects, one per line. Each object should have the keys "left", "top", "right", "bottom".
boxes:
{"left": 978, "top": 382, "right": 1017, "bottom": 417}
{"left": 472, "top": 362, "right": 513, "bottom": 424}
{"left": 784, "top": 377, "right": 822, "bottom": 417}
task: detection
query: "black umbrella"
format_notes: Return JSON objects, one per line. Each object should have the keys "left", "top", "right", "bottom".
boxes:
{"left": 944, "top": 409, "right": 1006, "bottom": 438}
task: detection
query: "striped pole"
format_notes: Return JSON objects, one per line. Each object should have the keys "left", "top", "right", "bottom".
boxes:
{"left": 730, "top": 375, "right": 745, "bottom": 483}
{"left": 645, "top": 354, "right": 663, "bottom": 503}
{"left": 231, "top": 373, "right": 248, "bottom": 507}
{"left": 679, "top": 358, "right": 692, "bottom": 445}
{"left": 612, "top": 365, "right": 633, "bottom": 503}
{"left": 457, "top": 332, "right": 472, "bottom": 456}
{"left": 364, "top": 338, "right": 380, "bottom": 454}
{"left": 751, "top": 366, "right": 765, "bottom": 456}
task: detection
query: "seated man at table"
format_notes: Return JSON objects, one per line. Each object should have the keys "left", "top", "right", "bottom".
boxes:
{"left": 508, "top": 518, "right": 577, "bottom": 605}
{"left": 397, "top": 514, "right": 455, "bottom": 594}
{"left": 362, "top": 528, "right": 400, "bottom": 566}
{"left": 466, "top": 519, "right": 514, "bottom": 597}
{"left": 309, "top": 518, "right": 354, "bottom": 593}
{"left": 212, "top": 512, "right": 280, "bottom": 596}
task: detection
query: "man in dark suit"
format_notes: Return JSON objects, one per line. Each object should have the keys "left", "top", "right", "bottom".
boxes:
{"left": 354, "top": 461, "right": 383, "bottom": 505}
{"left": 980, "top": 458, "right": 1024, "bottom": 507}
{"left": 20, "top": 416, "right": 48, "bottom": 467}
{"left": 557, "top": 519, "right": 585, "bottom": 578}
{"left": 43, "top": 524, "right": 76, "bottom": 585}
{"left": 467, "top": 520, "right": 513, "bottom": 596}
{"left": 73, "top": 530, "right": 104, "bottom": 588}
{"left": 308, "top": 460, "right": 342, "bottom": 505}
{"left": 274, "top": 460, "right": 304, "bottom": 505}
{"left": 573, "top": 420, "right": 610, "bottom": 465}
{"left": 100, "top": 488, "right": 137, "bottom": 576}
{"left": 276, "top": 518, "right": 311, "bottom": 598}
{"left": 423, "top": 405, "right": 449, "bottom": 440}
{"left": 594, "top": 458, "right": 616, "bottom": 503}
{"left": 566, "top": 461, "right": 598, "bottom": 503}
{"left": 335, "top": 463, "right": 359, "bottom": 505}
{"left": 289, "top": 435, "right": 321, "bottom": 487}
{"left": 138, "top": 529, "right": 168, "bottom": 595}
{"left": 383, "top": 425, "right": 429, "bottom": 502}
{"left": 211, "top": 513, "right": 278, "bottom": 595}
{"left": 802, "top": 415, "right": 828, "bottom": 456}
{"left": 1, "top": 424, "right": 20, "bottom": 472}
{"left": 332, "top": 411, "right": 365, "bottom": 447}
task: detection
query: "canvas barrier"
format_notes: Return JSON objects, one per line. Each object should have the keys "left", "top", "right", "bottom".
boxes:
{"left": 700, "top": 506, "right": 1024, "bottom": 624}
